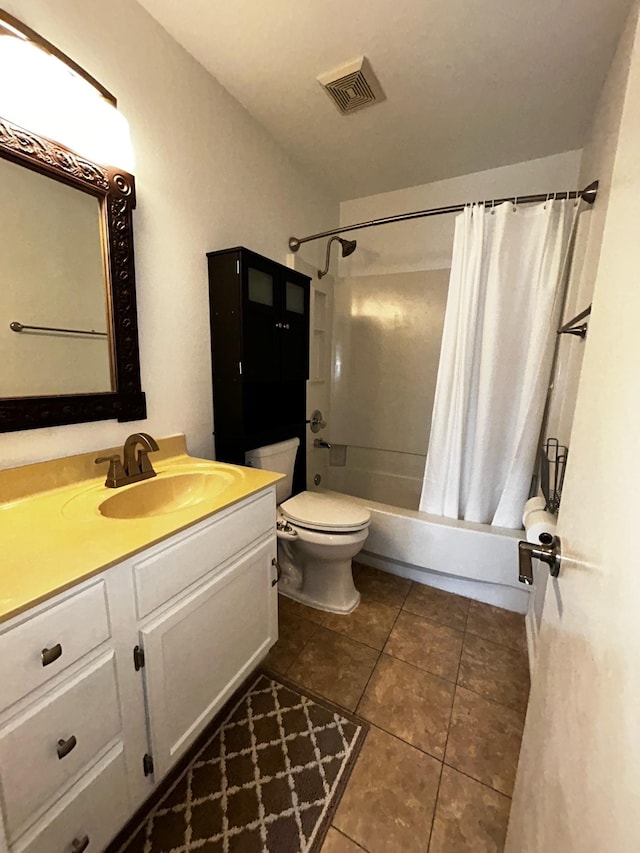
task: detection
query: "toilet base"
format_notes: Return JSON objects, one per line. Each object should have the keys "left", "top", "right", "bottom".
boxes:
{"left": 276, "top": 522, "right": 368, "bottom": 615}
{"left": 278, "top": 585, "right": 361, "bottom": 614}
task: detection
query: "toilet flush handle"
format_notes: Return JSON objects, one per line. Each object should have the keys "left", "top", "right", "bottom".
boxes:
{"left": 276, "top": 519, "right": 298, "bottom": 540}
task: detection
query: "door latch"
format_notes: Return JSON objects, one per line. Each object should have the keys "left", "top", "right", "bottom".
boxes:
{"left": 518, "top": 536, "right": 561, "bottom": 585}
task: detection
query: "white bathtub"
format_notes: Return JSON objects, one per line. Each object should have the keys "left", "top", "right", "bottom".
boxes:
{"left": 323, "top": 489, "right": 529, "bottom": 614}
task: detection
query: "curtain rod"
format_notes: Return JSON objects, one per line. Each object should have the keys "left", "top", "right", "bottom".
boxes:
{"left": 288, "top": 180, "right": 599, "bottom": 252}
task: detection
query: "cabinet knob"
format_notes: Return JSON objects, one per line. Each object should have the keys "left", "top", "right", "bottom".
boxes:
{"left": 71, "top": 836, "right": 90, "bottom": 852}
{"left": 57, "top": 734, "right": 77, "bottom": 760}
{"left": 41, "top": 643, "right": 62, "bottom": 667}
{"left": 275, "top": 322, "right": 282, "bottom": 329}
{"left": 283, "top": 323, "right": 290, "bottom": 330}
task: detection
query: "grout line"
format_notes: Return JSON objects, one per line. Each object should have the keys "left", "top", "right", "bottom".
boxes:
{"left": 426, "top": 619, "right": 467, "bottom": 853}
{"left": 426, "top": 766, "right": 444, "bottom": 853}
{"left": 329, "top": 825, "right": 370, "bottom": 851}
{"left": 351, "top": 716, "right": 445, "bottom": 765}
{"left": 441, "top": 761, "right": 513, "bottom": 799}
{"left": 281, "top": 617, "right": 322, "bottom": 677}
{"left": 464, "top": 625, "right": 527, "bottom": 655}
{"left": 355, "top": 598, "right": 407, "bottom": 713}
{"left": 453, "top": 681, "right": 528, "bottom": 719}
{"left": 400, "top": 578, "right": 413, "bottom": 607}
{"left": 401, "top": 603, "right": 469, "bottom": 633}
{"left": 373, "top": 650, "right": 456, "bottom": 685}
{"left": 354, "top": 648, "right": 383, "bottom": 716}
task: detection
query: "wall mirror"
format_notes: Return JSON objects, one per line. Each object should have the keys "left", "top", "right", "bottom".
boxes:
{"left": 0, "top": 11, "right": 146, "bottom": 432}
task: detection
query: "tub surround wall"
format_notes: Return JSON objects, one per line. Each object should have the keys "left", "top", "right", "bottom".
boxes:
{"left": 288, "top": 254, "right": 335, "bottom": 492}
{"left": 1, "top": 0, "right": 338, "bottom": 470}
{"left": 330, "top": 270, "right": 448, "bottom": 457}
{"left": 328, "top": 446, "right": 424, "bottom": 510}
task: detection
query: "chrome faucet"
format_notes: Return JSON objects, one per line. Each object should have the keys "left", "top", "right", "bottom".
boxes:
{"left": 95, "top": 432, "right": 159, "bottom": 488}
{"left": 313, "top": 438, "right": 332, "bottom": 450}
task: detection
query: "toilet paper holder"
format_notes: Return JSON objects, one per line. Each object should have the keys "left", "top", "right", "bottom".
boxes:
{"left": 518, "top": 536, "right": 561, "bottom": 585}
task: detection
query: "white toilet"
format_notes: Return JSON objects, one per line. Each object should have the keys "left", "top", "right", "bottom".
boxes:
{"left": 245, "top": 438, "right": 370, "bottom": 614}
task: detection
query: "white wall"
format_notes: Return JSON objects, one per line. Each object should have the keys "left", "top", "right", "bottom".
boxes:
{"left": 545, "top": 2, "right": 638, "bottom": 451}
{"left": 1, "top": 0, "right": 337, "bottom": 468}
{"left": 339, "top": 150, "right": 583, "bottom": 277}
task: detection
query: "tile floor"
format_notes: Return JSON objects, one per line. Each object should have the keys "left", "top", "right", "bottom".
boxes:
{"left": 264, "top": 562, "right": 530, "bottom": 853}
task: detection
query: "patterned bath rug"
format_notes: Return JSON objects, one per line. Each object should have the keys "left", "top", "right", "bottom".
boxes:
{"left": 114, "top": 671, "right": 368, "bottom": 853}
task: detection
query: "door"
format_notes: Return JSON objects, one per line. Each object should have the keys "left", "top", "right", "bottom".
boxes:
{"left": 139, "top": 539, "right": 277, "bottom": 780}
{"left": 506, "top": 22, "right": 640, "bottom": 851}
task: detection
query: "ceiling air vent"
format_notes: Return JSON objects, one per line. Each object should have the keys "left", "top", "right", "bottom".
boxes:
{"left": 317, "top": 56, "right": 385, "bottom": 115}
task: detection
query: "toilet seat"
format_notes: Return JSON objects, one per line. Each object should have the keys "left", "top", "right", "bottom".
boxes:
{"left": 280, "top": 491, "right": 370, "bottom": 533}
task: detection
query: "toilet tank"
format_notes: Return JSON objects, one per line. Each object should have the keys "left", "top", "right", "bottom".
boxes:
{"left": 245, "top": 437, "right": 300, "bottom": 504}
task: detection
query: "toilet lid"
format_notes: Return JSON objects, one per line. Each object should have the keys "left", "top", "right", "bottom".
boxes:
{"left": 281, "top": 491, "right": 371, "bottom": 532}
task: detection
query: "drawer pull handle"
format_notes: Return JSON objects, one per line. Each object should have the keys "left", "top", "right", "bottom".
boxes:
{"left": 271, "top": 556, "right": 281, "bottom": 586}
{"left": 71, "top": 836, "right": 90, "bottom": 852}
{"left": 41, "top": 643, "right": 62, "bottom": 666}
{"left": 57, "top": 735, "right": 77, "bottom": 760}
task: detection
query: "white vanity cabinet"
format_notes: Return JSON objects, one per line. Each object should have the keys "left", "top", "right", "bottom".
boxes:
{"left": 140, "top": 537, "right": 277, "bottom": 779}
{"left": 0, "top": 485, "right": 278, "bottom": 853}
{"left": 0, "top": 578, "right": 135, "bottom": 853}
{"left": 132, "top": 490, "right": 278, "bottom": 780}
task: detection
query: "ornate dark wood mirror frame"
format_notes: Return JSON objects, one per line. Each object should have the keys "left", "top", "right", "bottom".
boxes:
{"left": 0, "top": 116, "right": 146, "bottom": 432}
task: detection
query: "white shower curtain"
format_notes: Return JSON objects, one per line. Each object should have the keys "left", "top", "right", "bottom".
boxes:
{"left": 420, "top": 200, "right": 573, "bottom": 528}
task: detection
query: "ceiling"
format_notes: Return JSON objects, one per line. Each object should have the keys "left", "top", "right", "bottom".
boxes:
{"left": 137, "top": 0, "right": 632, "bottom": 200}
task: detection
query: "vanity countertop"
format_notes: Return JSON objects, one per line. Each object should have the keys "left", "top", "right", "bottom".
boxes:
{"left": 0, "top": 435, "right": 282, "bottom": 625}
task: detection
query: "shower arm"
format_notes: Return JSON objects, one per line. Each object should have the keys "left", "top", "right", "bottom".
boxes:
{"left": 289, "top": 181, "right": 599, "bottom": 252}
{"left": 317, "top": 236, "right": 341, "bottom": 280}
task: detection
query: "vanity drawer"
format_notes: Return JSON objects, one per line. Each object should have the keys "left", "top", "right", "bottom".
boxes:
{"left": 0, "top": 653, "right": 122, "bottom": 841}
{"left": 134, "top": 489, "right": 275, "bottom": 617}
{"left": 12, "top": 745, "right": 128, "bottom": 853}
{"left": 0, "top": 581, "right": 110, "bottom": 711}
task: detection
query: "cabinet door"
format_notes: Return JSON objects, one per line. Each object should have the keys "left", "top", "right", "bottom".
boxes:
{"left": 139, "top": 538, "right": 277, "bottom": 780}
{"left": 243, "top": 263, "right": 280, "bottom": 382}
{"left": 280, "top": 277, "right": 310, "bottom": 381}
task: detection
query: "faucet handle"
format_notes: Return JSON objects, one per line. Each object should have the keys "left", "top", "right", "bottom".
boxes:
{"left": 95, "top": 455, "right": 127, "bottom": 488}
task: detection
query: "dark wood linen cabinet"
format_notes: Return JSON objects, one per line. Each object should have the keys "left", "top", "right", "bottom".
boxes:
{"left": 206, "top": 247, "right": 311, "bottom": 494}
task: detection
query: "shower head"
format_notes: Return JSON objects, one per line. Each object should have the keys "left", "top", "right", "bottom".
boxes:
{"left": 340, "top": 238, "right": 357, "bottom": 257}
{"left": 318, "top": 236, "right": 357, "bottom": 279}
